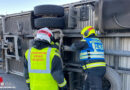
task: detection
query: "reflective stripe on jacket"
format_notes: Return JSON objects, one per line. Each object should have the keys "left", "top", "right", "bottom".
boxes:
{"left": 25, "top": 47, "right": 60, "bottom": 90}
{"left": 80, "top": 38, "right": 106, "bottom": 69}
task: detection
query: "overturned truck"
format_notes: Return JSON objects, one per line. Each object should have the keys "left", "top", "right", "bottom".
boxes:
{"left": 0, "top": 0, "right": 130, "bottom": 90}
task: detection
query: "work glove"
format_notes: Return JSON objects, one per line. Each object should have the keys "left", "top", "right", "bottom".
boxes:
{"left": 27, "top": 83, "right": 30, "bottom": 90}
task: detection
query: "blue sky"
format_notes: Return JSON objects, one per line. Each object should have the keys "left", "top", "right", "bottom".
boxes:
{"left": 0, "top": 0, "right": 80, "bottom": 15}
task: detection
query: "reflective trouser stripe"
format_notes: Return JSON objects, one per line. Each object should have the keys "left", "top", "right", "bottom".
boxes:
{"left": 26, "top": 79, "right": 30, "bottom": 83}
{"left": 58, "top": 78, "right": 67, "bottom": 87}
{"left": 28, "top": 48, "right": 51, "bottom": 73}
{"left": 82, "top": 62, "right": 106, "bottom": 70}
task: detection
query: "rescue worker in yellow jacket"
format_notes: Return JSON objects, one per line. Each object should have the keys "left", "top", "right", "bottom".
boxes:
{"left": 71, "top": 26, "right": 106, "bottom": 90}
{"left": 24, "top": 28, "right": 67, "bottom": 90}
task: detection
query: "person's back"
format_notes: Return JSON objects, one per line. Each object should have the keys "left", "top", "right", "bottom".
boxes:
{"left": 24, "top": 28, "right": 67, "bottom": 90}
{"left": 25, "top": 47, "right": 59, "bottom": 90}
{"left": 80, "top": 37, "right": 105, "bottom": 69}
{"left": 71, "top": 26, "right": 106, "bottom": 90}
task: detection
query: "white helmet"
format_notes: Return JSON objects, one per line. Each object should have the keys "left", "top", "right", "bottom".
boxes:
{"left": 35, "top": 27, "right": 53, "bottom": 43}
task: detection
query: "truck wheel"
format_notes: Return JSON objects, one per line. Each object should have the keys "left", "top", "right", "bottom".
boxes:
{"left": 34, "top": 17, "right": 65, "bottom": 29}
{"left": 34, "top": 5, "right": 64, "bottom": 17}
{"left": 104, "top": 66, "right": 122, "bottom": 90}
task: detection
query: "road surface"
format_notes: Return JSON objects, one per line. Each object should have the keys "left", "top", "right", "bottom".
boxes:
{"left": 0, "top": 70, "right": 29, "bottom": 90}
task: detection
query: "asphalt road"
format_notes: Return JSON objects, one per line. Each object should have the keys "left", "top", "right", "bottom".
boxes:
{"left": 0, "top": 70, "right": 29, "bottom": 90}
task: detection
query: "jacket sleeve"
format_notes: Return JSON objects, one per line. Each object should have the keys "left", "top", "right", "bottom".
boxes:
{"left": 70, "top": 40, "right": 88, "bottom": 51}
{"left": 24, "top": 58, "right": 30, "bottom": 84}
{"left": 24, "top": 50, "right": 30, "bottom": 84}
{"left": 51, "top": 55, "right": 67, "bottom": 89}
{"left": 51, "top": 41, "right": 59, "bottom": 50}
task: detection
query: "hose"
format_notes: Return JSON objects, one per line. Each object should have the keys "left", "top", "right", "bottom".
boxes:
{"left": 113, "top": 14, "right": 130, "bottom": 28}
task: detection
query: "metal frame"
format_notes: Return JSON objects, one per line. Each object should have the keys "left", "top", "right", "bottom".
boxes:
{"left": 4, "top": 11, "right": 31, "bottom": 18}
{"left": 3, "top": 35, "right": 21, "bottom": 73}
{"left": 63, "top": 0, "right": 97, "bottom": 8}
{"left": 3, "top": 35, "right": 20, "bottom": 60}
{"left": 9, "top": 70, "right": 24, "bottom": 76}
{"left": 52, "top": 29, "right": 64, "bottom": 54}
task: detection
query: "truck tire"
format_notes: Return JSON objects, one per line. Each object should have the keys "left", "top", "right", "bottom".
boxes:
{"left": 34, "top": 5, "right": 64, "bottom": 17}
{"left": 34, "top": 17, "right": 65, "bottom": 29}
{"left": 31, "top": 11, "right": 35, "bottom": 29}
{"left": 104, "top": 66, "right": 122, "bottom": 90}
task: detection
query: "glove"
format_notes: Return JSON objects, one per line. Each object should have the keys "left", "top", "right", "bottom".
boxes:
{"left": 27, "top": 83, "right": 30, "bottom": 90}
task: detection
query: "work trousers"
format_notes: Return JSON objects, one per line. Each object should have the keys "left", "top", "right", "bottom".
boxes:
{"left": 83, "top": 67, "right": 106, "bottom": 90}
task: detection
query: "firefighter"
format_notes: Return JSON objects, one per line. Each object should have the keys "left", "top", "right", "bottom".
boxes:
{"left": 71, "top": 26, "right": 106, "bottom": 90}
{"left": 24, "top": 28, "right": 67, "bottom": 90}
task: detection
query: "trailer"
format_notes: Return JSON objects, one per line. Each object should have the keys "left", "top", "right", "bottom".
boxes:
{"left": 0, "top": 0, "right": 130, "bottom": 90}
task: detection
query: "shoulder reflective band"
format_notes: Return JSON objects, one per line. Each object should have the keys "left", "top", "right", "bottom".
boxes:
{"left": 51, "top": 41, "right": 54, "bottom": 45}
{"left": 58, "top": 78, "right": 67, "bottom": 87}
{"left": 28, "top": 48, "right": 51, "bottom": 73}
{"left": 82, "top": 62, "right": 106, "bottom": 70}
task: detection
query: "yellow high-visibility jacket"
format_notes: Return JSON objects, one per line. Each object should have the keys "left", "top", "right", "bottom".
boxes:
{"left": 25, "top": 47, "right": 66, "bottom": 90}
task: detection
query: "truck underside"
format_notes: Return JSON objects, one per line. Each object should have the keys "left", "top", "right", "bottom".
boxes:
{"left": 0, "top": 0, "right": 130, "bottom": 90}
